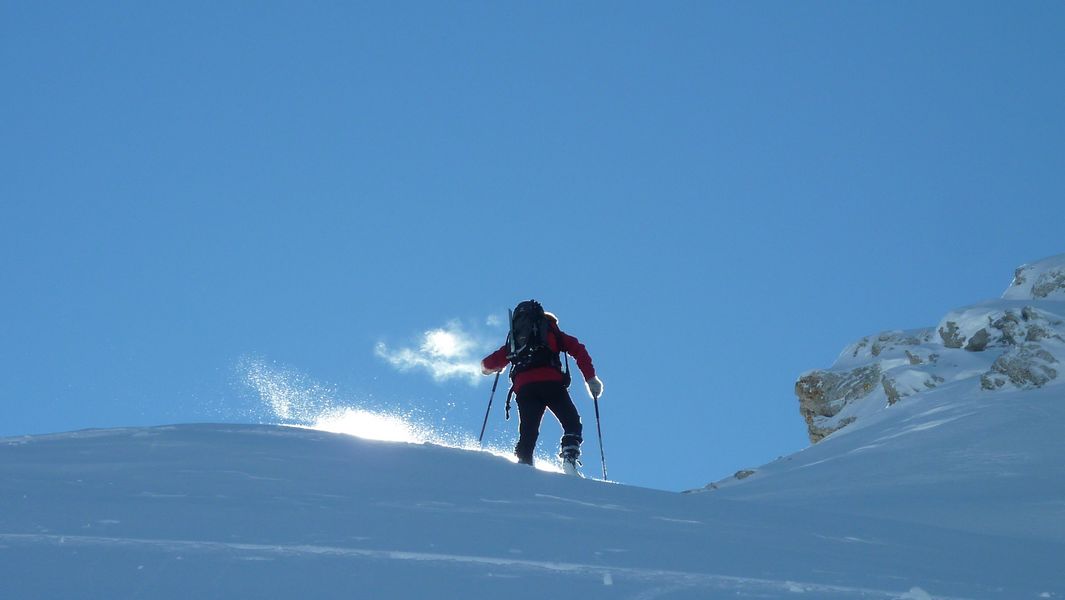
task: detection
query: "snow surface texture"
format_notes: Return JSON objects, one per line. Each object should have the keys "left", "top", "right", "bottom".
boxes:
{"left": 797, "top": 253, "right": 1065, "bottom": 443}
{"left": 2, "top": 422, "right": 1062, "bottom": 599}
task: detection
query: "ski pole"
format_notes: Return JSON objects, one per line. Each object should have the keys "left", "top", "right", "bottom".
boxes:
{"left": 479, "top": 371, "right": 501, "bottom": 444}
{"left": 593, "top": 394, "right": 607, "bottom": 480}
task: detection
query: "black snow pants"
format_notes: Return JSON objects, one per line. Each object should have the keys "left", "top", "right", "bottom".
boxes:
{"left": 514, "top": 381, "right": 583, "bottom": 465}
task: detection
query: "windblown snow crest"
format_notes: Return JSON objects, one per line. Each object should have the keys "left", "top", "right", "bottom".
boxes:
{"left": 238, "top": 358, "right": 560, "bottom": 470}
{"left": 240, "top": 357, "right": 460, "bottom": 445}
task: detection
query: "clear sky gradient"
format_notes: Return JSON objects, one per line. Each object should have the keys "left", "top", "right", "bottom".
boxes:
{"left": 3, "top": 2, "right": 1064, "bottom": 490}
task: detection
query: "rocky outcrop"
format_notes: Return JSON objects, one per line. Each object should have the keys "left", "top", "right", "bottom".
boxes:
{"left": 882, "top": 371, "right": 945, "bottom": 406}
{"left": 796, "top": 253, "right": 1065, "bottom": 443}
{"left": 933, "top": 305, "right": 1064, "bottom": 354}
{"left": 847, "top": 330, "right": 934, "bottom": 359}
{"left": 939, "top": 322, "right": 966, "bottom": 349}
{"left": 796, "top": 367, "right": 878, "bottom": 443}
{"left": 1006, "top": 255, "right": 1065, "bottom": 300}
{"left": 980, "top": 344, "right": 1059, "bottom": 390}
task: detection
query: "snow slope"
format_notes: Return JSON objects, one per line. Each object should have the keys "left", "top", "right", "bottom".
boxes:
{"left": 1, "top": 421, "right": 1061, "bottom": 599}
{"left": 697, "top": 381, "right": 1065, "bottom": 543}
{"left": 4, "top": 256, "right": 1063, "bottom": 599}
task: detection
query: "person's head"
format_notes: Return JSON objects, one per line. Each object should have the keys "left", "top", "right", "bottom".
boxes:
{"left": 513, "top": 299, "right": 543, "bottom": 315}
{"left": 513, "top": 299, "right": 558, "bottom": 324}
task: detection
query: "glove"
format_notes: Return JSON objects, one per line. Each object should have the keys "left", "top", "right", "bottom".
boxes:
{"left": 481, "top": 361, "right": 502, "bottom": 376}
{"left": 586, "top": 376, "right": 603, "bottom": 399}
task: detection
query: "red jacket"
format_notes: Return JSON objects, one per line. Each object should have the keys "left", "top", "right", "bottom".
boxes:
{"left": 481, "top": 320, "right": 596, "bottom": 394}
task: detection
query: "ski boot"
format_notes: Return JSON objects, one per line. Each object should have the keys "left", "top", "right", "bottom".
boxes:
{"left": 560, "top": 445, "right": 582, "bottom": 477}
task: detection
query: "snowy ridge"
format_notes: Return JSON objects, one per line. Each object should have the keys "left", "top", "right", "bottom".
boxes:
{"left": 1005, "top": 254, "right": 1065, "bottom": 301}
{"left": 797, "top": 253, "right": 1065, "bottom": 442}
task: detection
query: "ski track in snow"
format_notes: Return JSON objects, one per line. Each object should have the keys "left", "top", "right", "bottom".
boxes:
{"left": 651, "top": 516, "right": 704, "bottom": 525}
{"left": 534, "top": 493, "right": 633, "bottom": 511}
{"left": 0, "top": 533, "right": 973, "bottom": 600}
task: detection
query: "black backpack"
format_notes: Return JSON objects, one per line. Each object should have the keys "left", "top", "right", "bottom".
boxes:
{"left": 506, "top": 300, "right": 570, "bottom": 384}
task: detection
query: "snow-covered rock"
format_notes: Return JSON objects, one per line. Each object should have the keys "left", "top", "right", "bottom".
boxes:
{"left": 981, "top": 343, "right": 1060, "bottom": 390}
{"left": 1004, "top": 253, "right": 1065, "bottom": 300}
{"left": 796, "top": 254, "right": 1065, "bottom": 443}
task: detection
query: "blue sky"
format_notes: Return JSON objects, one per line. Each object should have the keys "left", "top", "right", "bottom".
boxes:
{"left": 3, "top": 2, "right": 1064, "bottom": 491}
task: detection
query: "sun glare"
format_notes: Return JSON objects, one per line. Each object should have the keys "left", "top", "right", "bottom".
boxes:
{"left": 312, "top": 408, "right": 426, "bottom": 443}
{"left": 421, "top": 328, "right": 466, "bottom": 359}
{"left": 308, "top": 408, "right": 564, "bottom": 473}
